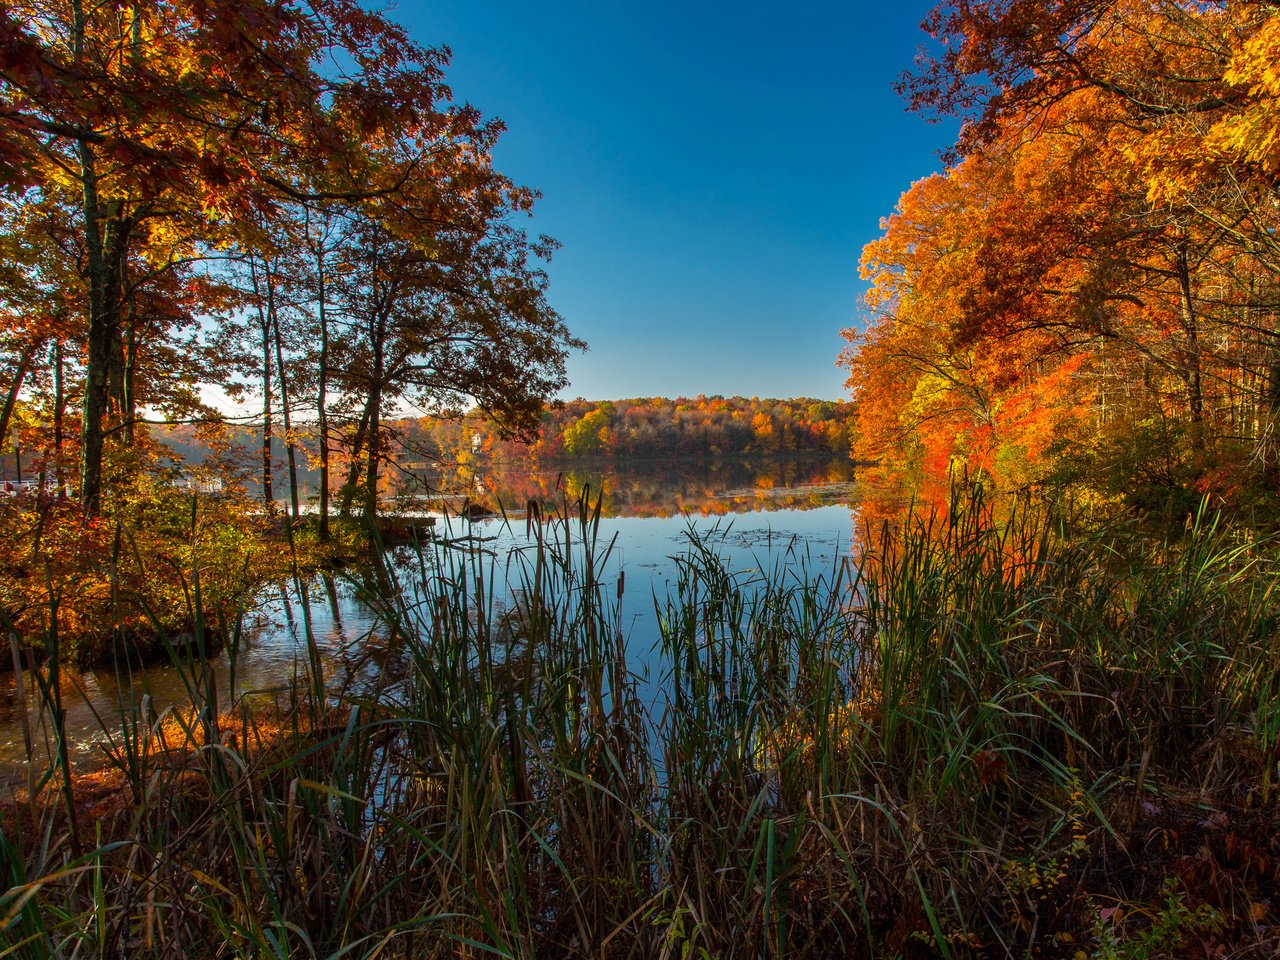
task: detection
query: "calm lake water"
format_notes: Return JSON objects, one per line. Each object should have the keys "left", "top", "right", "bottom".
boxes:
{"left": 0, "top": 458, "right": 864, "bottom": 780}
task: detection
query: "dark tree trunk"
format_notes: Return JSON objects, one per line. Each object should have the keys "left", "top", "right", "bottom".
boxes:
{"left": 77, "top": 140, "right": 122, "bottom": 516}
{"left": 1263, "top": 319, "right": 1280, "bottom": 488}
{"left": 252, "top": 257, "right": 274, "bottom": 510}
{"left": 362, "top": 244, "right": 388, "bottom": 521}
{"left": 53, "top": 340, "right": 67, "bottom": 498}
{"left": 338, "top": 405, "right": 372, "bottom": 518}
{"left": 272, "top": 305, "right": 300, "bottom": 522}
{"left": 315, "top": 238, "right": 331, "bottom": 541}
{"left": 1175, "top": 242, "right": 1205, "bottom": 456}
{"left": 0, "top": 353, "right": 29, "bottom": 476}
{"left": 72, "top": 0, "right": 124, "bottom": 517}
{"left": 365, "top": 379, "right": 382, "bottom": 520}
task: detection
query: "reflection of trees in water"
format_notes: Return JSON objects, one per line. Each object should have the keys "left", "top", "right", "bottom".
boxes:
{"left": 422, "top": 458, "right": 860, "bottom": 518}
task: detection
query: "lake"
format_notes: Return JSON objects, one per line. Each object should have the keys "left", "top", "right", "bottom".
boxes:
{"left": 0, "top": 457, "right": 864, "bottom": 780}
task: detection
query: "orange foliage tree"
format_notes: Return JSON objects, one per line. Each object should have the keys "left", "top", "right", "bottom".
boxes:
{"left": 844, "top": 0, "right": 1280, "bottom": 505}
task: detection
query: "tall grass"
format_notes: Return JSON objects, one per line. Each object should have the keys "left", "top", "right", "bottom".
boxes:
{"left": 2, "top": 486, "right": 1279, "bottom": 958}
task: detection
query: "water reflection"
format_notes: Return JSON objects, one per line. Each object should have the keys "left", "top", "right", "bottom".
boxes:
{"left": 0, "top": 576, "right": 385, "bottom": 779}
{"left": 2, "top": 458, "right": 863, "bottom": 781}
{"left": 410, "top": 456, "right": 858, "bottom": 518}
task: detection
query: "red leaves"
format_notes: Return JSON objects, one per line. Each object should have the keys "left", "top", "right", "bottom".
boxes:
{"left": 973, "top": 748, "right": 1008, "bottom": 786}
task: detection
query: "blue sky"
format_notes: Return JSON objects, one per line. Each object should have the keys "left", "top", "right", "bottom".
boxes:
{"left": 399, "top": 0, "right": 957, "bottom": 401}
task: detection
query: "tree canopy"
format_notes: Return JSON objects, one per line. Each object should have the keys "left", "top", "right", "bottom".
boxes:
{"left": 0, "top": 0, "right": 580, "bottom": 519}
{"left": 845, "top": 0, "right": 1280, "bottom": 508}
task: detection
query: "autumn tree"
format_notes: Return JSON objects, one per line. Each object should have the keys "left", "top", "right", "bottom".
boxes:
{"left": 0, "top": 193, "right": 62, "bottom": 469}
{"left": 327, "top": 192, "right": 581, "bottom": 518}
{"left": 0, "top": 0, "right": 470, "bottom": 513}
{"left": 561, "top": 405, "right": 614, "bottom": 457}
{"left": 844, "top": 0, "right": 1280, "bottom": 498}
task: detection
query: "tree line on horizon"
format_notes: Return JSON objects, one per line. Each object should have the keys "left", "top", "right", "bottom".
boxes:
{"left": 845, "top": 0, "right": 1280, "bottom": 514}
{"left": 405, "top": 396, "right": 856, "bottom": 468}
{"left": 146, "top": 395, "right": 855, "bottom": 509}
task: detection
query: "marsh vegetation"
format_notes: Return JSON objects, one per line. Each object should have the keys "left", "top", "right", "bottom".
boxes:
{"left": 4, "top": 486, "right": 1279, "bottom": 958}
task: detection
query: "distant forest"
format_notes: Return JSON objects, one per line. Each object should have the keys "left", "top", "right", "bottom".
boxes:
{"left": 403, "top": 396, "right": 856, "bottom": 466}
{"left": 154, "top": 396, "right": 857, "bottom": 488}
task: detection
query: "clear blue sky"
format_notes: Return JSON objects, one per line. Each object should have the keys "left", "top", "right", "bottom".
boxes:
{"left": 399, "top": 0, "right": 957, "bottom": 401}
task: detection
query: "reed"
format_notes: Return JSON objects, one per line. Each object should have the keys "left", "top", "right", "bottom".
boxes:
{"left": 2, "top": 486, "right": 1278, "bottom": 958}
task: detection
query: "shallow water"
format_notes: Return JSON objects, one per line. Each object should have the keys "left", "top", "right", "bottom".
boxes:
{"left": 1, "top": 460, "right": 862, "bottom": 781}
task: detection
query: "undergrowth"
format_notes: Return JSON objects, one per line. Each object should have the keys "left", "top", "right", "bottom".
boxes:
{"left": 2, "top": 485, "right": 1278, "bottom": 958}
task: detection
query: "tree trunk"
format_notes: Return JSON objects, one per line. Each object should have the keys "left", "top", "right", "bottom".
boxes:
{"left": 53, "top": 340, "right": 66, "bottom": 498}
{"left": 272, "top": 304, "right": 300, "bottom": 522}
{"left": 251, "top": 257, "right": 274, "bottom": 510}
{"left": 315, "top": 232, "right": 331, "bottom": 541}
{"left": 77, "top": 139, "right": 120, "bottom": 516}
{"left": 363, "top": 268, "right": 387, "bottom": 520}
{"left": 338, "top": 405, "right": 372, "bottom": 518}
{"left": 1175, "top": 242, "right": 1205, "bottom": 456}
{"left": 107, "top": 300, "right": 127, "bottom": 431}
{"left": 1268, "top": 346, "right": 1280, "bottom": 421}
{"left": 0, "top": 351, "right": 31, "bottom": 475}
{"left": 365, "top": 380, "right": 382, "bottom": 521}
{"left": 72, "top": 0, "right": 124, "bottom": 516}
{"left": 1264, "top": 319, "right": 1280, "bottom": 488}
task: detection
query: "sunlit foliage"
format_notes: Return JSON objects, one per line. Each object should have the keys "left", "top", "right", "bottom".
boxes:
{"left": 845, "top": 0, "right": 1280, "bottom": 510}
